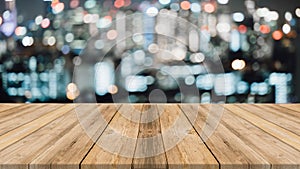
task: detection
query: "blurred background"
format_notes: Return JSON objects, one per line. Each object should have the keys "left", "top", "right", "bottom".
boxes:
{"left": 0, "top": 0, "right": 299, "bottom": 103}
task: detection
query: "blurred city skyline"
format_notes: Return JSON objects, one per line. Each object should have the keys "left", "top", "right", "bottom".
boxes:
{"left": 0, "top": 0, "right": 300, "bottom": 103}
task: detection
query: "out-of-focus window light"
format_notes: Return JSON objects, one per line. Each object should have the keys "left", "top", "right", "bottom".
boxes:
{"left": 237, "top": 81, "right": 249, "bottom": 94}
{"left": 94, "top": 62, "right": 115, "bottom": 96}
{"left": 22, "top": 36, "right": 34, "bottom": 47}
{"left": 230, "top": 29, "right": 240, "bottom": 52}
{"left": 106, "top": 29, "right": 118, "bottom": 40}
{"left": 97, "top": 16, "right": 112, "bottom": 29}
{"left": 256, "top": 8, "right": 269, "bottom": 17}
{"left": 284, "top": 11, "right": 293, "bottom": 21}
{"left": 52, "top": 2, "right": 65, "bottom": 14}
{"left": 201, "top": 92, "right": 211, "bottom": 103}
{"left": 15, "top": 26, "right": 27, "bottom": 36}
{"left": 66, "top": 83, "right": 80, "bottom": 100}
{"left": 296, "top": 8, "right": 300, "bottom": 18}
{"left": 231, "top": 59, "right": 246, "bottom": 70}
{"left": 146, "top": 7, "right": 159, "bottom": 17}
{"left": 47, "top": 36, "right": 56, "bottom": 46}
{"left": 190, "top": 53, "right": 205, "bottom": 63}
{"left": 65, "top": 33, "right": 74, "bottom": 43}
{"left": 214, "top": 73, "right": 236, "bottom": 96}
{"left": 125, "top": 76, "right": 147, "bottom": 92}
{"left": 3, "top": 10, "right": 10, "bottom": 20}
{"left": 217, "top": 0, "right": 229, "bottom": 5}
{"left": 41, "top": 18, "right": 50, "bottom": 29}
{"left": 35, "top": 15, "right": 43, "bottom": 25}
{"left": 232, "top": 12, "right": 245, "bottom": 22}
{"left": 85, "top": 0, "right": 96, "bottom": 9}
{"left": 282, "top": 24, "right": 291, "bottom": 34}
{"left": 203, "top": 3, "right": 215, "bottom": 13}
{"left": 196, "top": 74, "right": 215, "bottom": 90}
{"left": 269, "top": 73, "right": 291, "bottom": 103}
{"left": 159, "top": 0, "right": 171, "bottom": 5}
{"left": 170, "top": 3, "right": 180, "bottom": 11}
{"left": 265, "top": 11, "right": 279, "bottom": 21}
{"left": 191, "top": 3, "right": 201, "bottom": 13}
{"left": 216, "top": 23, "right": 231, "bottom": 33}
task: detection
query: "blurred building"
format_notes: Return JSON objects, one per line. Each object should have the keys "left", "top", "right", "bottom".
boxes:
{"left": 0, "top": 0, "right": 299, "bottom": 103}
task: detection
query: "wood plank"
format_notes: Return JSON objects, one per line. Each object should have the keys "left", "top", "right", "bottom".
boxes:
{"left": 158, "top": 104, "right": 219, "bottom": 169}
{"left": 0, "top": 104, "right": 299, "bottom": 169}
{"left": 181, "top": 104, "right": 270, "bottom": 169}
{"left": 0, "top": 104, "right": 22, "bottom": 113}
{"left": 0, "top": 104, "right": 43, "bottom": 119}
{"left": 81, "top": 104, "right": 143, "bottom": 169}
{"left": 31, "top": 104, "right": 121, "bottom": 169}
{"left": 132, "top": 104, "right": 167, "bottom": 169}
{"left": 225, "top": 105, "right": 300, "bottom": 168}
{"left": 279, "top": 104, "right": 300, "bottom": 113}
{"left": 256, "top": 104, "right": 300, "bottom": 120}
{"left": 226, "top": 104, "right": 300, "bottom": 151}
{"left": 0, "top": 104, "right": 75, "bottom": 151}
{"left": 0, "top": 105, "right": 79, "bottom": 169}
{"left": 238, "top": 104, "right": 300, "bottom": 136}
{"left": 0, "top": 104, "right": 63, "bottom": 136}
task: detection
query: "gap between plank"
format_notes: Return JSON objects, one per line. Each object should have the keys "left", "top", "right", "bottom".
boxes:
{"left": 177, "top": 104, "right": 221, "bottom": 169}
{"left": 78, "top": 104, "right": 123, "bottom": 169}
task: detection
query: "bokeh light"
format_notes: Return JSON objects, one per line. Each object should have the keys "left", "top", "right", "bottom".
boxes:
{"left": 296, "top": 8, "right": 300, "bottom": 18}
{"left": 146, "top": 7, "right": 159, "bottom": 17}
{"left": 232, "top": 59, "right": 246, "bottom": 70}
{"left": 22, "top": 36, "right": 34, "bottom": 47}
{"left": 285, "top": 12, "right": 292, "bottom": 21}
{"left": 238, "top": 25, "right": 247, "bottom": 34}
{"left": 203, "top": 3, "right": 215, "bottom": 13}
{"left": 15, "top": 26, "right": 27, "bottom": 36}
{"left": 282, "top": 24, "right": 291, "bottom": 34}
{"left": 107, "top": 29, "right": 118, "bottom": 40}
{"left": 35, "top": 15, "right": 43, "bottom": 25}
{"left": 259, "top": 25, "right": 270, "bottom": 34}
{"left": 180, "top": 1, "right": 191, "bottom": 10}
{"left": 191, "top": 3, "right": 201, "bottom": 13}
{"left": 217, "top": 0, "right": 229, "bottom": 5}
{"left": 52, "top": 2, "right": 65, "bottom": 14}
{"left": 272, "top": 30, "right": 283, "bottom": 40}
{"left": 66, "top": 83, "right": 80, "bottom": 100}
{"left": 159, "top": 0, "right": 171, "bottom": 5}
{"left": 41, "top": 18, "right": 50, "bottom": 28}
{"left": 114, "top": 0, "right": 125, "bottom": 8}
{"left": 233, "top": 12, "right": 245, "bottom": 22}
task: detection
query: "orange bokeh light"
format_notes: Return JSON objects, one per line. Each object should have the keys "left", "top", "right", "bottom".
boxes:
{"left": 114, "top": 0, "right": 125, "bottom": 8}
{"left": 180, "top": 1, "right": 191, "bottom": 10}
{"left": 272, "top": 30, "right": 283, "bottom": 40}
{"left": 104, "top": 15, "right": 112, "bottom": 21}
{"left": 238, "top": 25, "right": 247, "bottom": 34}
{"left": 203, "top": 3, "right": 215, "bottom": 13}
{"left": 259, "top": 25, "right": 270, "bottom": 34}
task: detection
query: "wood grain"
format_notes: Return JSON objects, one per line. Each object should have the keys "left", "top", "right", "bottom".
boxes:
{"left": 0, "top": 104, "right": 299, "bottom": 169}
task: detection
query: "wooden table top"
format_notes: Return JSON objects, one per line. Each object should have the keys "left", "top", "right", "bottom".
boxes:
{"left": 0, "top": 104, "right": 300, "bottom": 169}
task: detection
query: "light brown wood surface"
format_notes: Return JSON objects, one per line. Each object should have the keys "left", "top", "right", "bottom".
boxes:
{"left": 0, "top": 104, "right": 299, "bottom": 169}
